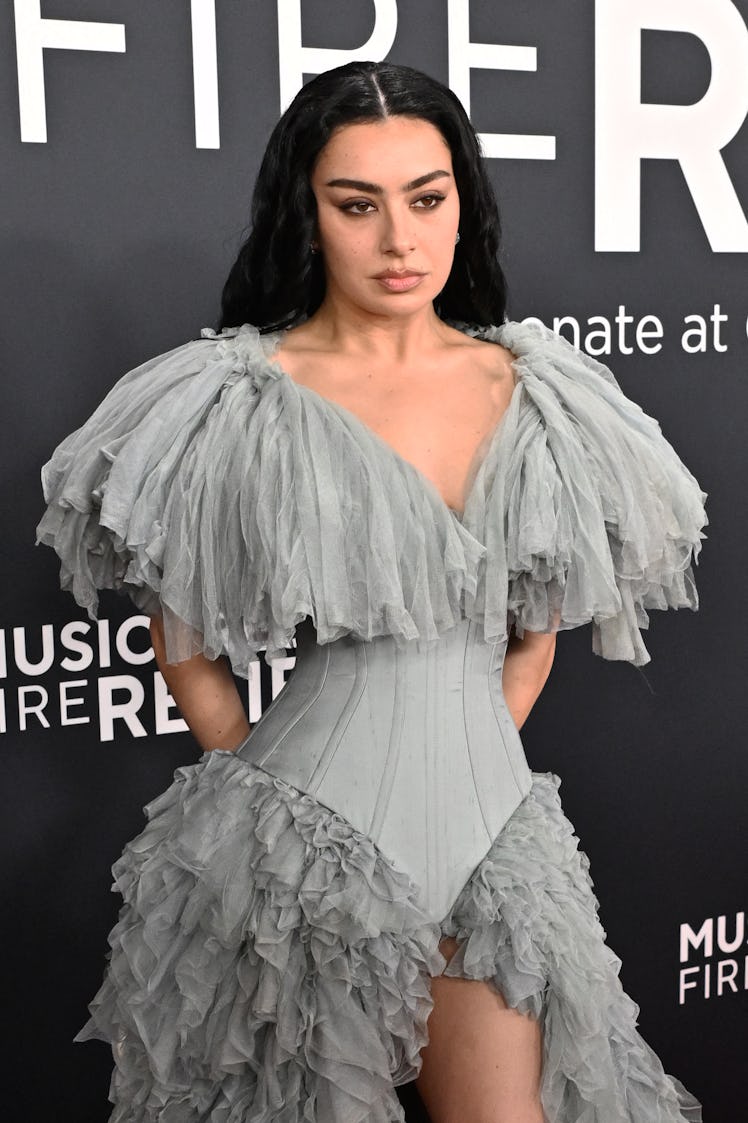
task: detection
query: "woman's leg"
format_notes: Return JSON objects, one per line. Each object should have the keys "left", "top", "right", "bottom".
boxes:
{"left": 415, "top": 937, "right": 545, "bottom": 1123}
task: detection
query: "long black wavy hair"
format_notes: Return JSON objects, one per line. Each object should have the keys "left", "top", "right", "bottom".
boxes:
{"left": 219, "top": 61, "right": 507, "bottom": 331}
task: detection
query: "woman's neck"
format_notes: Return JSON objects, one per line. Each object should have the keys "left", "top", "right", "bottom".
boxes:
{"left": 293, "top": 297, "right": 455, "bottom": 366}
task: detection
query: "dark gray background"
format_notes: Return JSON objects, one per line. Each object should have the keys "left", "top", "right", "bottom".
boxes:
{"left": 2, "top": 2, "right": 746, "bottom": 1119}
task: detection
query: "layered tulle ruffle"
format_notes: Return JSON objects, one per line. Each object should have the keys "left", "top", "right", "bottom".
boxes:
{"left": 459, "top": 322, "right": 708, "bottom": 665}
{"left": 76, "top": 753, "right": 701, "bottom": 1122}
{"left": 36, "top": 326, "right": 485, "bottom": 672}
{"left": 75, "top": 750, "right": 445, "bottom": 1122}
{"left": 442, "top": 771, "right": 702, "bottom": 1122}
{"left": 37, "top": 320, "right": 707, "bottom": 670}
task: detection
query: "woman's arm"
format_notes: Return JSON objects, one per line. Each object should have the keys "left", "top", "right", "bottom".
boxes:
{"left": 502, "top": 626, "right": 557, "bottom": 731}
{"left": 150, "top": 615, "right": 251, "bottom": 752}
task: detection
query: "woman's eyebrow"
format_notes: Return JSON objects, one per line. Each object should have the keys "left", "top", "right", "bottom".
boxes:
{"left": 324, "top": 169, "right": 452, "bottom": 193}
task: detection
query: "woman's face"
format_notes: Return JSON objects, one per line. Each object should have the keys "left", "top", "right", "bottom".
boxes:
{"left": 309, "top": 116, "right": 461, "bottom": 320}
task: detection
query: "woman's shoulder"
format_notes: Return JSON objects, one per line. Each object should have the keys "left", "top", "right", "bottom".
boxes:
{"left": 462, "top": 317, "right": 621, "bottom": 381}
{"left": 119, "top": 321, "right": 276, "bottom": 373}
{"left": 440, "top": 320, "right": 516, "bottom": 374}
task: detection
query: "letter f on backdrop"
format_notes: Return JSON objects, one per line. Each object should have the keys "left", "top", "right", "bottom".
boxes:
{"left": 596, "top": 0, "right": 748, "bottom": 252}
{"left": 14, "top": 0, "right": 126, "bottom": 143}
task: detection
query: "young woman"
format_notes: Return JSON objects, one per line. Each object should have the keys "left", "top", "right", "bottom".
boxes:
{"left": 38, "top": 61, "right": 706, "bottom": 1122}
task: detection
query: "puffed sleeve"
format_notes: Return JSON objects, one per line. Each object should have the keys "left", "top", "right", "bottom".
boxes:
{"left": 463, "top": 320, "right": 708, "bottom": 665}
{"left": 36, "top": 331, "right": 273, "bottom": 672}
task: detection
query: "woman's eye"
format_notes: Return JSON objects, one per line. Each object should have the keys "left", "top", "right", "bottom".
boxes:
{"left": 412, "top": 193, "right": 445, "bottom": 209}
{"left": 341, "top": 200, "right": 376, "bottom": 215}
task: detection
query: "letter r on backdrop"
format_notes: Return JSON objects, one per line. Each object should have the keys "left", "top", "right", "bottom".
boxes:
{"left": 596, "top": 0, "right": 748, "bottom": 252}
{"left": 14, "top": 0, "right": 126, "bottom": 143}
{"left": 277, "top": 0, "right": 398, "bottom": 112}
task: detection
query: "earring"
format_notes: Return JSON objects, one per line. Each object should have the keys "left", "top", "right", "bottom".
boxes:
{"left": 455, "top": 232, "right": 461, "bottom": 245}
{"left": 310, "top": 241, "right": 319, "bottom": 254}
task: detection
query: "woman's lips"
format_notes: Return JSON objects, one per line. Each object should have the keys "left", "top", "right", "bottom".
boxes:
{"left": 373, "top": 272, "right": 425, "bottom": 292}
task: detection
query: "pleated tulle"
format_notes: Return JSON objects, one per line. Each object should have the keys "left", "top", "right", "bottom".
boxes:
{"left": 37, "top": 319, "right": 707, "bottom": 671}
{"left": 458, "top": 322, "right": 708, "bottom": 665}
{"left": 75, "top": 753, "right": 701, "bottom": 1122}
{"left": 75, "top": 751, "right": 445, "bottom": 1122}
{"left": 36, "top": 325, "right": 485, "bottom": 672}
{"left": 441, "top": 772, "right": 702, "bottom": 1123}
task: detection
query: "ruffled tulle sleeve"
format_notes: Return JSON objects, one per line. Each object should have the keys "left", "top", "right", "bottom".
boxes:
{"left": 462, "top": 320, "right": 709, "bottom": 666}
{"left": 36, "top": 325, "right": 486, "bottom": 673}
{"left": 36, "top": 332, "right": 264, "bottom": 667}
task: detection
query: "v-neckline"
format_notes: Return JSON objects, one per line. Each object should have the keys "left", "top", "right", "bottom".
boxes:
{"left": 259, "top": 325, "right": 523, "bottom": 524}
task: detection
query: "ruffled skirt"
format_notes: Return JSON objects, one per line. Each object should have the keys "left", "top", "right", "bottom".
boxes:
{"left": 75, "top": 750, "right": 702, "bottom": 1122}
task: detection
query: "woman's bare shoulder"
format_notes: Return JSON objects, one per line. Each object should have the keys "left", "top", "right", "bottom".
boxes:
{"left": 440, "top": 324, "right": 516, "bottom": 384}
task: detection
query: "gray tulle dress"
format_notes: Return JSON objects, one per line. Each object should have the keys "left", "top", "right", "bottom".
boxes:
{"left": 37, "top": 319, "right": 707, "bottom": 1122}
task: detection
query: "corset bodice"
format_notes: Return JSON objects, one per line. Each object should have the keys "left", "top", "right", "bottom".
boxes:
{"left": 235, "top": 616, "right": 532, "bottom": 921}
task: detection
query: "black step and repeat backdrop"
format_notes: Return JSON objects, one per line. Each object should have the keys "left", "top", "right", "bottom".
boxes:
{"left": 2, "top": 2, "right": 746, "bottom": 1119}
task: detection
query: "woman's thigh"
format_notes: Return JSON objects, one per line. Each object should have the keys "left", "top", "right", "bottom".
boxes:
{"left": 415, "top": 937, "right": 545, "bottom": 1123}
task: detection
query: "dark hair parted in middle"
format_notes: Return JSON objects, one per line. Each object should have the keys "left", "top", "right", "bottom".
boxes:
{"left": 219, "top": 61, "right": 508, "bottom": 332}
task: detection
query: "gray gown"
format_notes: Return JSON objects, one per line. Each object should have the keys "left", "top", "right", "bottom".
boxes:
{"left": 37, "top": 319, "right": 707, "bottom": 1122}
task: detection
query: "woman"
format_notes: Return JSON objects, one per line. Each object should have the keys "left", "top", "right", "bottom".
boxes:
{"left": 37, "top": 62, "right": 706, "bottom": 1122}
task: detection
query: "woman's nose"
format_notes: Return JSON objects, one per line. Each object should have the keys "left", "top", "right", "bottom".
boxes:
{"left": 380, "top": 207, "right": 416, "bottom": 256}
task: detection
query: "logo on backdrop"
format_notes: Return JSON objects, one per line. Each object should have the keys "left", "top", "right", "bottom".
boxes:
{"left": 679, "top": 911, "right": 748, "bottom": 1004}
{"left": 9, "top": 0, "right": 748, "bottom": 252}
{"left": 0, "top": 616, "right": 292, "bottom": 742}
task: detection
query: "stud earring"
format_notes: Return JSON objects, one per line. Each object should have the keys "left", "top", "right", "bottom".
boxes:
{"left": 310, "top": 241, "right": 319, "bottom": 254}
{"left": 455, "top": 232, "right": 461, "bottom": 245}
